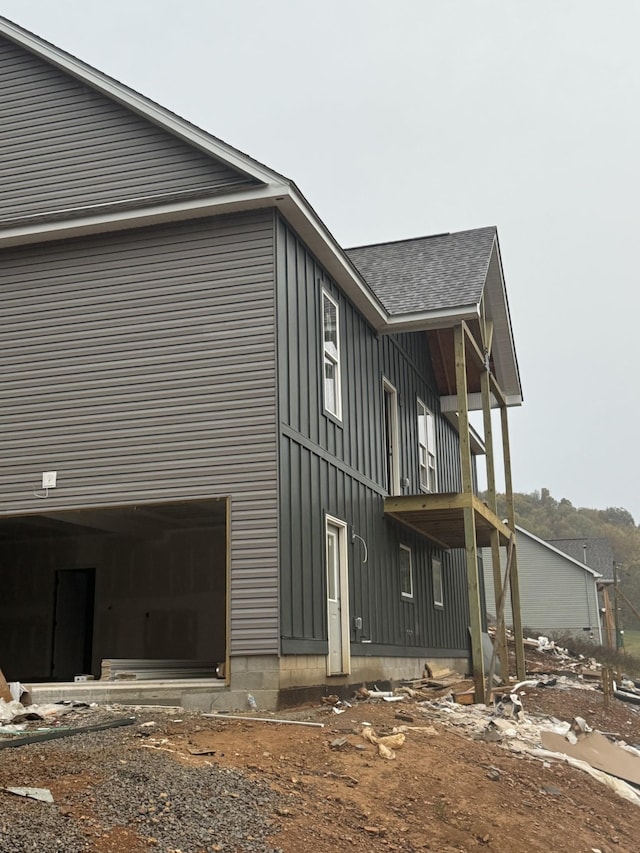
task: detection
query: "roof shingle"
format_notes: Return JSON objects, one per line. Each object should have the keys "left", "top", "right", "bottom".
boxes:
{"left": 345, "top": 227, "right": 497, "bottom": 316}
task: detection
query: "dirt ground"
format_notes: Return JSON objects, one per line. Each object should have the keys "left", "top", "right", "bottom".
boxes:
{"left": 2, "top": 673, "right": 640, "bottom": 853}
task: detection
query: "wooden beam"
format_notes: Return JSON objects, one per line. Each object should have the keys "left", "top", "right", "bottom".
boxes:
{"left": 480, "top": 365, "right": 507, "bottom": 678}
{"left": 488, "top": 372, "right": 507, "bottom": 408}
{"left": 485, "top": 533, "right": 515, "bottom": 700}
{"left": 455, "top": 324, "right": 484, "bottom": 701}
{"left": 489, "top": 528, "right": 509, "bottom": 683}
{"left": 500, "top": 405, "right": 526, "bottom": 680}
{"left": 480, "top": 370, "right": 497, "bottom": 513}
{"left": 386, "top": 514, "right": 452, "bottom": 551}
{"left": 461, "top": 321, "right": 486, "bottom": 369}
{"left": 385, "top": 493, "right": 472, "bottom": 513}
{"left": 470, "top": 496, "right": 511, "bottom": 540}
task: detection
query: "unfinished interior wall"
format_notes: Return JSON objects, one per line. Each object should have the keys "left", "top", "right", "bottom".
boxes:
{"left": 0, "top": 506, "right": 226, "bottom": 681}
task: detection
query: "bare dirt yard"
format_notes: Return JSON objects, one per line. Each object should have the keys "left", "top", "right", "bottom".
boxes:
{"left": 1, "top": 671, "right": 640, "bottom": 853}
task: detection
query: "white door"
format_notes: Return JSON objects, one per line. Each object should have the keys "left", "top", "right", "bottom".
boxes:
{"left": 326, "top": 517, "right": 350, "bottom": 675}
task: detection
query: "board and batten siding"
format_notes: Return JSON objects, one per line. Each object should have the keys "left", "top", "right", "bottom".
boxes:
{"left": 0, "top": 35, "right": 258, "bottom": 223}
{"left": 482, "top": 533, "right": 601, "bottom": 640}
{"left": 0, "top": 210, "right": 279, "bottom": 655}
{"left": 276, "top": 214, "right": 470, "bottom": 656}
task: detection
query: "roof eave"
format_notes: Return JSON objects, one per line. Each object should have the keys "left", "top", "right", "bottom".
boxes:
{"left": 381, "top": 304, "right": 481, "bottom": 332}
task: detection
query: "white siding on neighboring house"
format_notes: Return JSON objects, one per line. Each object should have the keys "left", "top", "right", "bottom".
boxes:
{"left": 482, "top": 527, "right": 602, "bottom": 643}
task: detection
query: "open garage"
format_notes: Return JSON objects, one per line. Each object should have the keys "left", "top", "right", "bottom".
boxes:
{"left": 0, "top": 498, "right": 227, "bottom": 683}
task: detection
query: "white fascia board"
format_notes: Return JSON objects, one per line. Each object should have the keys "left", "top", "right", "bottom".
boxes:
{"left": 0, "top": 184, "right": 286, "bottom": 248}
{"left": 441, "top": 392, "right": 498, "bottom": 412}
{"left": 0, "top": 16, "right": 281, "bottom": 187}
{"left": 382, "top": 305, "right": 480, "bottom": 332}
{"left": 440, "top": 391, "right": 522, "bottom": 412}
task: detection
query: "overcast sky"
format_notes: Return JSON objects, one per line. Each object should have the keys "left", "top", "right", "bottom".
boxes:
{"left": 2, "top": 1, "right": 639, "bottom": 520}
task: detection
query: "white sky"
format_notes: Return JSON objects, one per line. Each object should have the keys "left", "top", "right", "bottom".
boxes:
{"left": 2, "top": 0, "right": 639, "bottom": 520}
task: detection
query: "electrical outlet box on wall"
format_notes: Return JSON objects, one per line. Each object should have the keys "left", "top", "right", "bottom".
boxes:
{"left": 42, "top": 471, "right": 57, "bottom": 489}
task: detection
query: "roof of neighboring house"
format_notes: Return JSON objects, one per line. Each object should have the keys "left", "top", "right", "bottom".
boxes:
{"left": 345, "top": 227, "right": 497, "bottom": 316}
{"left": 547, "top": 537, "right": 614, "bottom": 580}
{"left": 517, "top": 527, "right": 603, "bottom": 578}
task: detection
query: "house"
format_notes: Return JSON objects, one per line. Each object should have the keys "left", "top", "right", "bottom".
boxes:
{"left": 548, "top": 537, "right": 616, "bottom": 647}
{"left": 0, "top": 16, "right": 525, "bottom": 708}
{"left": 482, "top": 526, "right": 602, "bottom": 644}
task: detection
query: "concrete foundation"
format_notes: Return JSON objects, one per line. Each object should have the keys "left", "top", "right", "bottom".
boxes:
{"left": 25, "top": 653, "right": 470, "bottom": 712}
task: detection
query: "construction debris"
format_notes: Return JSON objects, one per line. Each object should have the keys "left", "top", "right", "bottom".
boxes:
{"left": 4, "top": 786, "right": 54, "bottom": 803}
{"left": 101, "top": 659, "right": 218, "bottom": 681}
{"left": 361, "top": 724, "right": 406, "bottom": 759}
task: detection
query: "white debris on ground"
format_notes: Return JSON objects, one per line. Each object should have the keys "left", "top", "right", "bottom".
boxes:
{"left": 413, "top": 689, "right": 640, "bottom": 807}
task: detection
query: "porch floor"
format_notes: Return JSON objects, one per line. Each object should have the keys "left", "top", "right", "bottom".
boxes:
{"left": 384, "top": 492, "right": 512, "bottom": 549}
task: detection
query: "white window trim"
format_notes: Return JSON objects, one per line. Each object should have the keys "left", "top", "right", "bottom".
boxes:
{"left": 432, "top": 556, "right": 444, "bottom": 607}
{"left": 322, "top": 289, "right": 342, "bottom": 421}
{"left": 417, "top": 397, "right": 437, "bottom": 493}
{"left": 383, "top": 377, "right": 401, "bottom": 496}
{"left": 400, "top": 544, "right": 414, "bottom": 599}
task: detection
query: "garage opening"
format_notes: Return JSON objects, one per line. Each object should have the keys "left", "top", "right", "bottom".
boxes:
{"left": 0, "top": 498, "right": 227, "bottom": 683}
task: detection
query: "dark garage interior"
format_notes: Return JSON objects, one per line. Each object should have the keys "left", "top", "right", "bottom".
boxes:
{"left": 0, "top": 499, "right": 227, "bottom": 682}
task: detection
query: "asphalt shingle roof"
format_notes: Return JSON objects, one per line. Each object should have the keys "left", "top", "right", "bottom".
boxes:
{"left": 345, "top": 226, "right": 497, "bottom": 316}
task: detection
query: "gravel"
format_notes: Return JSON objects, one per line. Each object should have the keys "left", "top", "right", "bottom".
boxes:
{"left": 0, "top": 721, "right": 283, "bottom": 853}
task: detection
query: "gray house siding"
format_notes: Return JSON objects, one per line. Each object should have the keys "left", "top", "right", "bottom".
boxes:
{"left": 0, "top": 35, "right": 258, "bottom": 224}
{"left": 482, "top": 534, "right": 601, "bottom": 639}
{"left": 276, "top": 215, "right": 470, "bottom": 657}
{"left": 0, "top": 210, "right": 279, "bottom": 655}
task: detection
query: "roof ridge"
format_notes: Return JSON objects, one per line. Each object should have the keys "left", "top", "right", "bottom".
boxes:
{"left": 346, "top": 225, "right": 496, "bottom": 252}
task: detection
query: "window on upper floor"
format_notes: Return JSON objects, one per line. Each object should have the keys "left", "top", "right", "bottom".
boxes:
{"left": 400, "top": 544, "right": 413, "bottom": 599}
{"left": 417, "top": 399, "right": 437, "bottom": 493}
{"left": 322, "top": 290, "right": 342, "bottom": 420}
{"left": 432, "top": 555, "right": 443, "bottom": 607}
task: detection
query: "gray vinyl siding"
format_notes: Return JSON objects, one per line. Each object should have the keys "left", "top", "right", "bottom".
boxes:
{"left": 0, "top": 210, "right": 279, "bottom": 655}
{"left": 276, "top": 215, "right": 470, "bottom": 655}
{"left": 482, "top": 534, "right": 601, "bottom": 639}
{"left": 0, "top": 35, "right": 258, "bottom": 223}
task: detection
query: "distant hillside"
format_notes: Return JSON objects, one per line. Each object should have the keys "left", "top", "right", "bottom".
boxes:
{"left": 490, "top": 488, "right": 640, "bottom": 632}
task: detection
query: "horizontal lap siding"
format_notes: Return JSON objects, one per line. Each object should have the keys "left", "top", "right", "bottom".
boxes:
{"left": 0, "top": 36, "right": 257, "bottom": 222}
{"left": 483, "top": 536, "right": 600, "bottom": 638}
{"left": 276, "top": 216, "right": 469, "bottom": 653}
{"left": 0, "top": 210, "right": 279, "bottom": 655}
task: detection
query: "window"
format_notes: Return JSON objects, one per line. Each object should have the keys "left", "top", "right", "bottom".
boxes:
{"left": 399, "top": 545, "right": 413, "bottom": 598}
{"left": 322, "top": 290, "right": 341, "bottom": 420}
{"left": 432, "top": 556, "right": 443, "bottom": 607}
{"left": 417, "top": 399, "right": 437, "bottom": 492}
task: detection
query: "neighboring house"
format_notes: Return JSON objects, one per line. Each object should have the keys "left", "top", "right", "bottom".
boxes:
{"left": 0, "top": 17, "right": 523, "bottom": 706}
{"left": 548, "top": 537, "right": 616, "bottom": 646}
{"left": 482, "top": 526, "right": 602, "bottom": 643}
{"left": 547, "top": 537, "right": 614, "bottom": 580}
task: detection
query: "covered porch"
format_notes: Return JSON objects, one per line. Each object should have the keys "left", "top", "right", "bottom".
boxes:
{"left": 387, "top": 311, "right": 526, "bottom": 701}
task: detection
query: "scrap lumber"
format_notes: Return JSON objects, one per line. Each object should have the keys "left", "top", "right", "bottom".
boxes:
{"left": 0, "top": 670, "right": 12, "bottom": 704}
{"left": 101, "top": 659, "right": 217, "bottom": 681}
{"left": 0, "top": 716, "right": 135, "bottom": 750}
{"left": 204, "top": 713, "right": 324, "bottom": 728}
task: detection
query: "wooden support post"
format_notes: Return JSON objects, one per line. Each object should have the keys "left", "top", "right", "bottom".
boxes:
{"left": 454, "top": 324, "right": 484, "bottom": 701}
{"left": 500, "top": 405, "right": 526, "bottom": 680}
{"left": 484, "top": 534, "right": 515, "bottom": 702}
{"left": 600, "top": 585, "right": 615, "bottom": 649}
{"left": 481, "top": 369, "right": 508, "bottom": 684}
